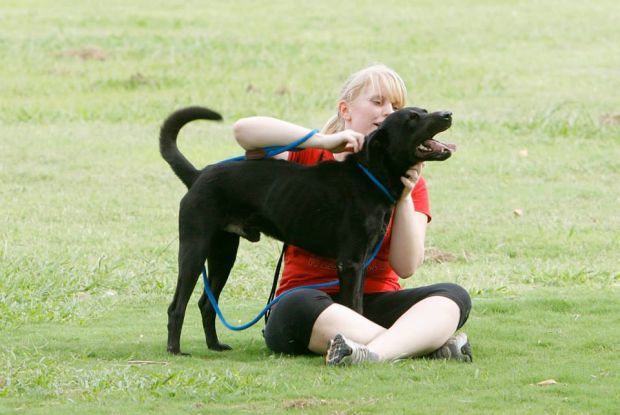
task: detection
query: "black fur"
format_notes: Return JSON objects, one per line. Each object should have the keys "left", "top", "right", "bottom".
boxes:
{"left": 160, "top": 106, "right": 454, "bottom": 354}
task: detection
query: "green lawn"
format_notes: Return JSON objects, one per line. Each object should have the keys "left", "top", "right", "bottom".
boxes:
{"left": 1, "top": 0, "right": 619, "bottom": 413}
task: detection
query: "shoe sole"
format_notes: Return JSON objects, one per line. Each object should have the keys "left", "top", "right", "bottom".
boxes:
{"left": 325, "top": 334, "right": 353, "bottom": 366}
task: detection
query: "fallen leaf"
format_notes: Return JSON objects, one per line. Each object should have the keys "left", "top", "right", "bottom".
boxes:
{"left": 127, "top": 360, "right": 169, "bottom": 366}
{"left": 536, "top": 379, "right": 557, "bottom": 386}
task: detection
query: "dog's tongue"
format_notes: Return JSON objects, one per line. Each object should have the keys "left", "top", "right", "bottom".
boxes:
{"left": 426, "top": 139, "right": 457, "bottom": 153}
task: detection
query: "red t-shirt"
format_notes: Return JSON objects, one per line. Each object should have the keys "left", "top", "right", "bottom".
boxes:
{"left": 276, "top": 148, "right": 431, "bottom": 296}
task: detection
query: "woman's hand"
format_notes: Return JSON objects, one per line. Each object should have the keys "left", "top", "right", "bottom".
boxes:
{"left": 319, "top": 129, "right": 365, "bottom": 153}
{"left": 399, "top": 162, "right": 424, "bottom": 201}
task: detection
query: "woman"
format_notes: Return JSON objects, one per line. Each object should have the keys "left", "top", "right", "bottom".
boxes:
{"left": 233, "top": 64, "right": 472, "bottom": 365}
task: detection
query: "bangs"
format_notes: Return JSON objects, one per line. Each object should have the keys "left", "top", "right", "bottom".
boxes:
{"left": 366, "top": 71, "right": 407, "bottom": 109}
{"left": 339, "top": 64, "right": 408, "bottom": 109}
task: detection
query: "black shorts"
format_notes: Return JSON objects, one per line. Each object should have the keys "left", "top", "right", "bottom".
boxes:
{"left": 263, "top": 283, "right": 471, "bottom": 355}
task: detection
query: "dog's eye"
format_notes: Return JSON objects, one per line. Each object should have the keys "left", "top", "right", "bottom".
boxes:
{"left": 410, "top": 112, "right": 420, "bottom": 120}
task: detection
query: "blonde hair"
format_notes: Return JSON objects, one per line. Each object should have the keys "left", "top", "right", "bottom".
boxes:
{"left": 321, "top": 64, "right": 407, "bottom": 134}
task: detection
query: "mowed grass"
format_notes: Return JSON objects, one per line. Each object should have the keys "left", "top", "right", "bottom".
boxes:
{"left": 0, "top": 291, "right": 617, "bottom": 414}
{"left": 1, "top": 0, "right": 619, "bottom": 414}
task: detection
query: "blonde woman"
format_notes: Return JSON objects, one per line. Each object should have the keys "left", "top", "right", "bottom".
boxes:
{"left": 233, "top": 64, "right": 472, "bottom": 365}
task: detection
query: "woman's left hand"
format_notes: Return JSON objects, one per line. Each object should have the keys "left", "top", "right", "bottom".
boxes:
{"left": 399, "top": 162, "right": 424, "bottom": 201}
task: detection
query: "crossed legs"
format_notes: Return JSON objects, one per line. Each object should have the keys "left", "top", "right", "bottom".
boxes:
{"left": 309, "top": 296, "right": 460, "bottom": 360}
{"left": 263, "top": 283, "right": 471, "bottom": 361}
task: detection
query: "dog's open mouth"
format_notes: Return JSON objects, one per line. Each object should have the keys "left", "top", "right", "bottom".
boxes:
{"left": 415, "top": 138, "right": 456, "bottom": 159}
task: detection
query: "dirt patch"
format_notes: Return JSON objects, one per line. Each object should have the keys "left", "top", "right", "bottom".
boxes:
{"left": 57, "top": 46, "right": 107, "bottom": 61}
{"left": 600, "top": 113, "right": 620, "bottom": 126}
{"left": 275, "top": 85, "right": 290, "bottom": 95}
{"left": 425, "top": 247, "right": 458, "bottom": 263}
{"left": 128, "top": 72, "right": 149, "bottom": 85}
{"left": 284, "top": 398, "right": 328, "bottom": 410}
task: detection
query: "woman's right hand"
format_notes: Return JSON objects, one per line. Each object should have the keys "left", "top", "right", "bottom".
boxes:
{"left": 319, "top": 129, "right": 366, "bottom": 153}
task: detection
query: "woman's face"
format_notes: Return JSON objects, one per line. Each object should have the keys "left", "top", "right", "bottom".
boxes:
{"left": 341, "top": 85, "right": 398, "bottom": 136}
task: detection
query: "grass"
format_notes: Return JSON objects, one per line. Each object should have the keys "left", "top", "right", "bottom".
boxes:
{"left": 1, "top": 291, "right": 618, "bottom": 414}
{"left": 1, "top": 0, "right": 619, "bottom": 413}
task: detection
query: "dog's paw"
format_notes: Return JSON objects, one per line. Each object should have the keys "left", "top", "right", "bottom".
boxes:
{"left": 208, "top": 342, "right": 233, "bottom": 352}
{"left": 168, "top": 348, "right": 191, "bottom": 357}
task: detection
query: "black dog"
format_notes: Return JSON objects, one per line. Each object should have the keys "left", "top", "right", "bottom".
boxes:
{"left": 160, "top": 106, "right": 455, "bottom": 355}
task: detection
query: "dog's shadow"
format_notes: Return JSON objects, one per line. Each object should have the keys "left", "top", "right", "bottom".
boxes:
{"left": 25, "top": 304, "right": 277, "bottom": 364}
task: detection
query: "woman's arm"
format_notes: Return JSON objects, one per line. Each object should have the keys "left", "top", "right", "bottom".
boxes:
{"left": 233, "top": 116, "right": 365, "bottom": 159}
{"left": 389, "top": 163, "right": 428, "bottom": 278}
{"left": 389, "top": 200, "right": 427, "bottom": 278}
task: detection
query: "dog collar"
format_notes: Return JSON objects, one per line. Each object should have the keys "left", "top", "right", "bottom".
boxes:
{"left": 356, "top": 163, "right": 396, "bottom": 204}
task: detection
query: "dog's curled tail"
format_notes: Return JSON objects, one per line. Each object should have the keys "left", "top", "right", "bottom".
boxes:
{"left": 159, "top": 106, "right": 223, "bottom": 188}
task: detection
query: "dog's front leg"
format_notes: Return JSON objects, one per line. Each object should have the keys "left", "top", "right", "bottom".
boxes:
{"left": 336, "top": 259, "right": 366, "bottom": 314}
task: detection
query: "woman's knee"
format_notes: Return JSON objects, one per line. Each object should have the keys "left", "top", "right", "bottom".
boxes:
{"left": 431, "top": 283, "right": 471, "bottom": 328}
{"left": 263, "top": 289, "right": 334, "bottom": 355}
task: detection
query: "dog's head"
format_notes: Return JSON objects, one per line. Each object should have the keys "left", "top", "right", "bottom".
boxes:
{"left": 365, "top": 107, "right": 456, "bottom": 168}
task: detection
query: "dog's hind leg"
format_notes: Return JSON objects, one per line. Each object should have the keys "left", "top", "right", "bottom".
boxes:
{"left": 197, "top": 231, "right": 240, "bottom": 351}
{"left": 167, "top": 236, "right": 209, "bottom": 355}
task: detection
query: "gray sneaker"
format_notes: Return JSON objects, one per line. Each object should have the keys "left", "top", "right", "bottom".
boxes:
{"left": 427, "top": 333, "right": 472, "bottom": 362}
{"left": 325, "top": 334, "right": 379, "bottom": 366}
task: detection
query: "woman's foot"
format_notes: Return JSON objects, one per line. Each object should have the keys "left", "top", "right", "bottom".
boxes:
{"left": 427, "top": 333, "right": 472, "bottom": 362}
{"left": 325, "top": 334, "right": 379, "bottom": 366}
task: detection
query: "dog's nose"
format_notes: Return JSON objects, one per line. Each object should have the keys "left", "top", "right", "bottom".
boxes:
{"left": 439, "top": 111, "right": 452, "bottom": 119}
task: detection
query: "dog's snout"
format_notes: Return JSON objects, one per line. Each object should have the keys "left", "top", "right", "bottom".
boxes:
{"left": 439, "top": 111, "right": 452, "bottom": 119}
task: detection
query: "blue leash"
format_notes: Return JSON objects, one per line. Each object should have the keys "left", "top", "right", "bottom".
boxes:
{"left": 356, "top": 163, "right": 396, "bottom": 204}
{"left": 218, "top": 129, "right": 319, "bottom": 163}
{"left": 202, "top": 229, "right": 386, "bottom": 331}
{"left": 202, "top": 129, "right": 394, "bottom": 331}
